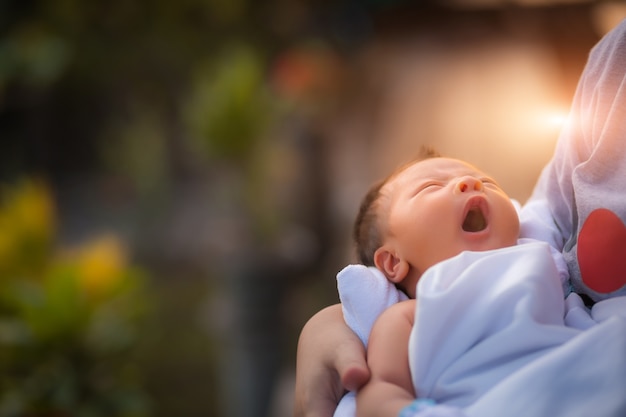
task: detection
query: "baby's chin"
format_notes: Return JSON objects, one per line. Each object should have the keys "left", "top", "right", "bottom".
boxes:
{"left": 452, "top": 238, "right": 515, "bottom": 258}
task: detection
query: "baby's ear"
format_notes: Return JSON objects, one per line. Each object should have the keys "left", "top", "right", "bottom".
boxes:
{"left": 374, "top": 247, "right": 409, "bottom": 283}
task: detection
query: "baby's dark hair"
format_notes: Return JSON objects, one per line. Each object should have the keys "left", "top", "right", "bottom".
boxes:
{"left": 353, "top": 146, "right": 441, "bottom": 265}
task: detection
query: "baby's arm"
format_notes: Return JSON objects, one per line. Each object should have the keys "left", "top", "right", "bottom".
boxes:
{"left": 357, "top": 300, "right": 416, "bottom": 417}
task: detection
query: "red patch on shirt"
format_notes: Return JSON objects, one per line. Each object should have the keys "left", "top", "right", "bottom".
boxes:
{"left": 578, "top": 208, "right": 626, "bottom": 294}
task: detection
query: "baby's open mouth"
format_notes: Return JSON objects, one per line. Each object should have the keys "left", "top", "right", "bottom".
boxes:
{"left": 462, "top": 206, "right": 487, "bottom": 232}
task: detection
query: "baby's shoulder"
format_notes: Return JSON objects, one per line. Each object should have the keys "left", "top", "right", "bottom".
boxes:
{"left": 375, "top": 299, "right": 416, "bottom": 327}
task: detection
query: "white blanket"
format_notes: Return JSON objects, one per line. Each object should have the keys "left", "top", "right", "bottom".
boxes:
{"left": 335, "top": 241, "right": 626, "bottom": 417}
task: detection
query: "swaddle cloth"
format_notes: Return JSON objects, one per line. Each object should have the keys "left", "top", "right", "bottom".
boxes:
{"left": 337, "top": 264, "right": 408, "bottom": 347}
{"left": 411, "top": 241, "right": 626, "bottom": 416}
{"left": 334, "top": 241, "right": 626, "bottom": 417}
{"left": 409, "top": 242, "right": 577, "bottom": 406}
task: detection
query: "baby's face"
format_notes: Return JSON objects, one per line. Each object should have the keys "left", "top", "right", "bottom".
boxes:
{"left": 380, "top": 157, "right": 520, "bottom": 279}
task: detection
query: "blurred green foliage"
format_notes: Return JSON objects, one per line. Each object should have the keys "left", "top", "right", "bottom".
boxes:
{"left": 0, "top": 180, "right": 150, "bottom": 416}
{"left": 0, "top": 1, "right": 355, "bottom": 415}
{"left": 0, "top": 0, "right": 295, "bottom": 183}
{"left": 185, "top": 44, "right": 275, "bottom": 161}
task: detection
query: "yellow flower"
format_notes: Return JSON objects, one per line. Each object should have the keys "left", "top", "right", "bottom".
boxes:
{"left": 9, "top": 179, "right": 55, "bottom": 240}
{"left": 77, "top": 234, "right": 127, "bottom": 298}
{"left": 0, "top": 179, "right": 55, "bottom": 275}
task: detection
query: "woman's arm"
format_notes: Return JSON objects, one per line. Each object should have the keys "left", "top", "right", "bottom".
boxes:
{"left": 357, "top": 300, "right": 416, "bottom": 417}
{"left": 294, "top": 303, "right": 371, "bottom": 417}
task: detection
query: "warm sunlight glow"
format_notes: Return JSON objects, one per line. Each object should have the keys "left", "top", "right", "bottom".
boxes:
{"left": 544, "top": 110, "right": 569, "bottom": 129}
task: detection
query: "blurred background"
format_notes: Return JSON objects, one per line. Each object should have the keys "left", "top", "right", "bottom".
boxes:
{"left": 1, "top": 0, "right": 625, "bottom": 416}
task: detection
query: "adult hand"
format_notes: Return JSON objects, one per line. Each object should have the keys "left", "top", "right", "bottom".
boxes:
{"left": 294, "top": 304, "right": 370, "bottom": 417}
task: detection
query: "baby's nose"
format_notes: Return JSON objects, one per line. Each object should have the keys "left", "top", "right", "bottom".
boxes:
{"left": 455, "top": 176, "right": 483, "bottom": 194}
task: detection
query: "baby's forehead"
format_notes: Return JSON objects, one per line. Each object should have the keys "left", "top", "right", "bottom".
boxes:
{"left": 398, "top": 157, "right": 482, "bottom": 181}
